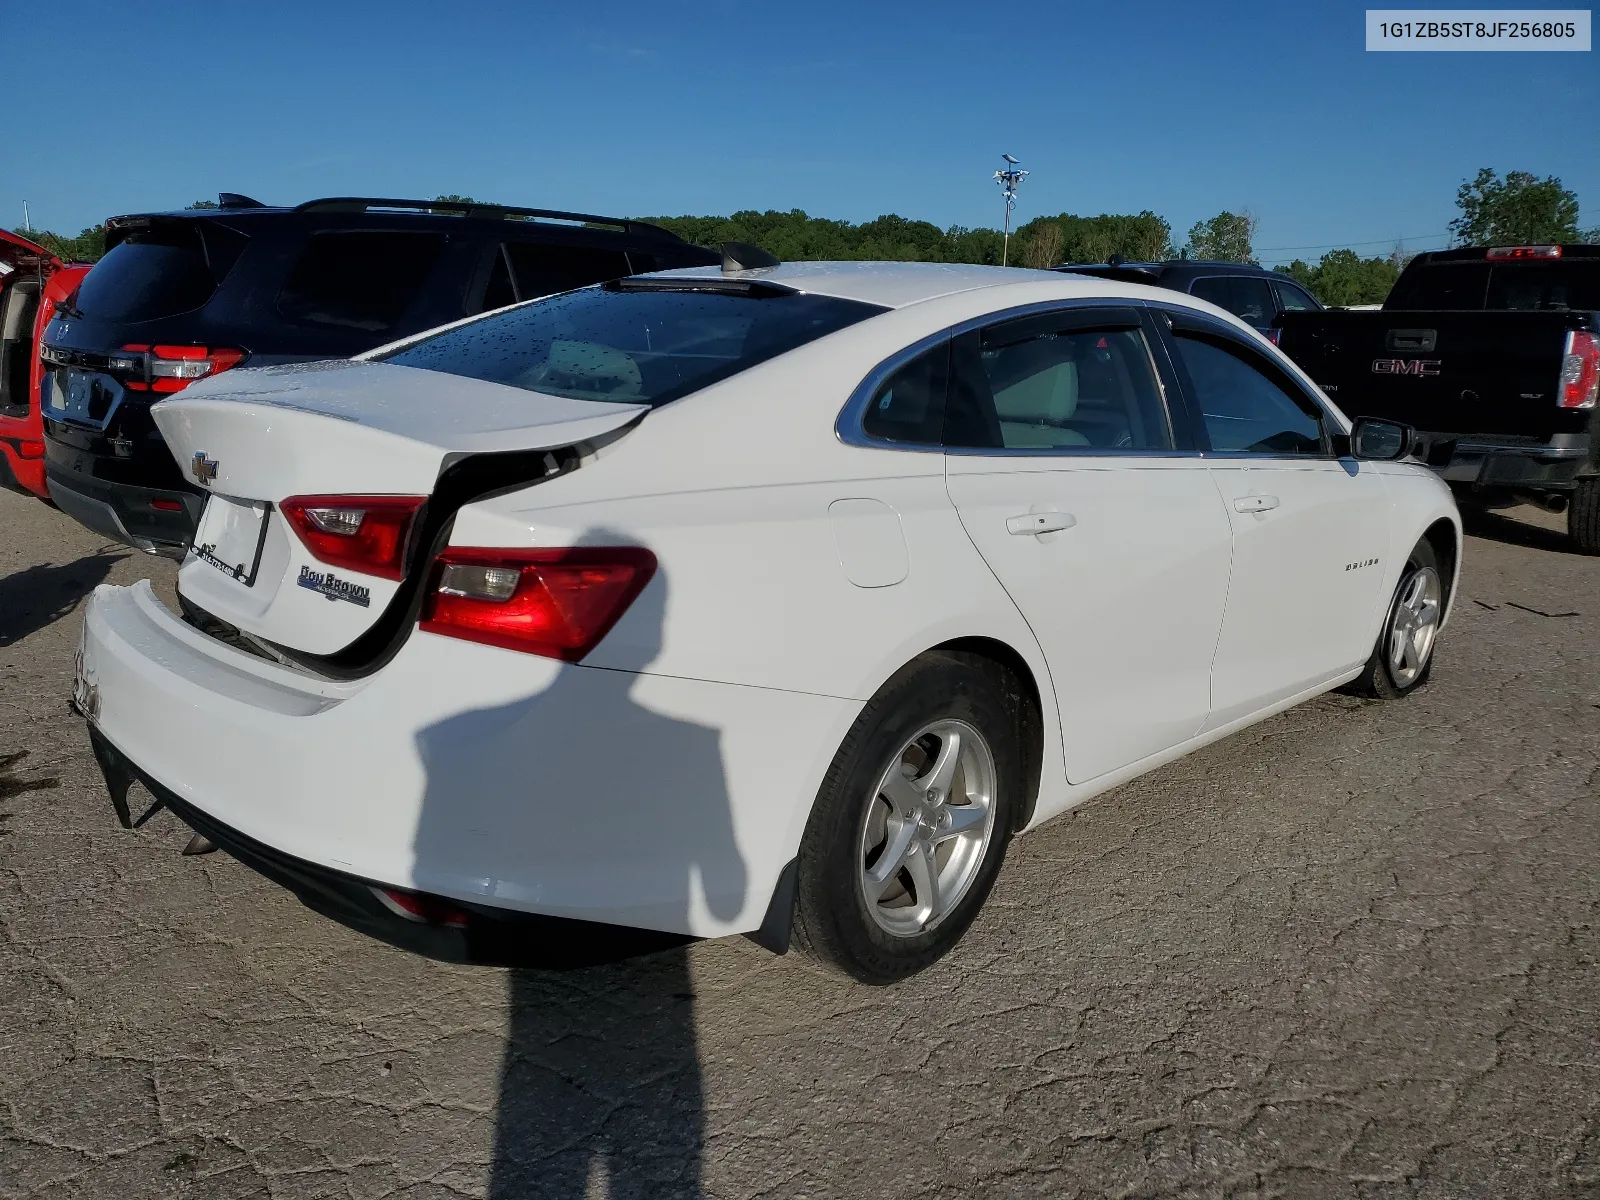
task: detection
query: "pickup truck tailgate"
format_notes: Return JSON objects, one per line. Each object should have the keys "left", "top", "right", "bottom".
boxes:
{"left": 1279, "top": 310, "right": 1590, "bottom": 439}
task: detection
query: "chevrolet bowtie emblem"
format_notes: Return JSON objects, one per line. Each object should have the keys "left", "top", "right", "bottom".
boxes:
{"left": 190, "top": 452, "right": 219, "bottom": 485}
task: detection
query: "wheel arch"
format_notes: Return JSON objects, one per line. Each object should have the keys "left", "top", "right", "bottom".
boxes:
{"left": 929, "top": 635, "right": 1044, "bottom": 832}
{"left": 1421, "top": 515, "right": 1461, "bottom": 617}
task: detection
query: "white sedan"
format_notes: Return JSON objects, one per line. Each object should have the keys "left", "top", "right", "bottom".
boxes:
{"left": 75, "top": 257, "right": 1459, "bottom": 982}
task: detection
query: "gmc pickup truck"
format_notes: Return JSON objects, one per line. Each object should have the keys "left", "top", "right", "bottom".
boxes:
{"left": 1278, "top": 244, "right": 1600, "bottom": 552}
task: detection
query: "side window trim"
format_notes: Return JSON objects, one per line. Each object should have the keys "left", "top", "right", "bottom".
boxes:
{"left": 837, "top": 298, "right": 1198, "bottom": 456}
{"left": 1152, "top": 304, "right": 1337, "bottom": 458}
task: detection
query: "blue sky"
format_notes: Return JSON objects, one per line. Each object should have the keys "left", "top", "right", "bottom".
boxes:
{"left": 5, "top": 0, "right": 1594, "bottom": 264}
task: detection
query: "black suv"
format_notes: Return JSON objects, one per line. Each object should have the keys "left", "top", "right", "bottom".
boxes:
{"left": 39, "top": 194, "right": 717, "bottom": 553}
{"left": 1055, "top": 260, "right": 1322, "bottom": 338}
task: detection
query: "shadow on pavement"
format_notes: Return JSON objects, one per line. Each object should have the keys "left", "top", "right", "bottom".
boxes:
{"left": 0, "top": 549, "right": 126, "bottom": 647}
{"left": 409, "top": 533, "right": 745, "bottom": 1197}
{"left": 1459, "top": 506, "right": 1578, "bottom": 556}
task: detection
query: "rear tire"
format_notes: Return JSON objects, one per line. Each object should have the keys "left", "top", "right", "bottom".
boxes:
{"left": 1569, "top": 478, "right": 1600, "bottom": 556}
{"left": 1347, "top": 538, "right": 1443, "bottom": 700}
{"left": 790, "top": 651, "right": 1023, "bottom": 984}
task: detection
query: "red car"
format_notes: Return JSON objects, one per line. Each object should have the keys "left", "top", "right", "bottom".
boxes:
{"left": 0, "top": 229, "right": 89, "bottom": 499}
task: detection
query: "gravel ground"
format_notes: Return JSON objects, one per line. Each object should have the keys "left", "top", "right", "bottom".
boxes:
{"left": 1, "top": 487, "right": 1597, "bottom": 1199}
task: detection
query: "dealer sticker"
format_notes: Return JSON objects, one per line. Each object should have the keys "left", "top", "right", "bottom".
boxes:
{"left": 297, "top": 565, "right": 372, "bottom": 608}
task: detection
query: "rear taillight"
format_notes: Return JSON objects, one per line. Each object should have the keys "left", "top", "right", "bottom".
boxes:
{"left": 1264, "top": 328, "right": 1282, "bottom": 346}
{"left": 123, "top": 344, "right": 246, "bottom": 393}
{"left": 1487, "top": 245, "right": 1562, "bottom": 260}
{"left": 1559, "top": 331, "right": 1600, "bottom": 410}
{"left": 279, "top": 495, "right": 426, "bottom": 581}
{"left": 419, "top": 546, "right": 657, "bottom": 662}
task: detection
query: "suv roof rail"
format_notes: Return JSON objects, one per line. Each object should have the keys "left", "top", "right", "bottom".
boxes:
{"left": 291, "top": 197, "right": 683, "bottom": 240}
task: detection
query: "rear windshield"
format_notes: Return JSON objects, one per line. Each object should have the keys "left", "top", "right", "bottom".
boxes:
{"left": 1388, "top": 260, "right": 1600, "bottom": 311}
{"left": 278, "top": 231, "right": 446, "bottom": 332}
{"left": 75, "top": 221, "right": 249, "bottom": 322}
{"left": 380, "top": 282, "right": 886, "bottom": 407}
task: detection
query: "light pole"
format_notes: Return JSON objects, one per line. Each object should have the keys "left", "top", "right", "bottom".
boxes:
{"left": 993, "top": 154, "right": 1028, "bottom": 267}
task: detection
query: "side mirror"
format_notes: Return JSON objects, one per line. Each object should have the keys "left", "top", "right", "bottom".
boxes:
{"left": 1349, "top": 416, "right": 1413, "bottom": 461}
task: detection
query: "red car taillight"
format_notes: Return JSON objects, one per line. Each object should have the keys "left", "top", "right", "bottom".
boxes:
{"left": 279, "top": 495, "right": 426, "bottom": 581}
{"left": 419, "top": 546, "right": 657, "bottom": 662}
{"left": 1558, "top": 330, "right": 1600, "bottom": 410}
{"left": 123, "top": 344, "right": 246, "bottom": 393}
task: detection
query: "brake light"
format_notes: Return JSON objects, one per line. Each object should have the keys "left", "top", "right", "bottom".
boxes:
{"left": 1558, "top": 330, "right": 1600, "bottom": 410}
{"left": 419, "top": 546, "right": 657, "bottom": 661}
{"left": 1486, "top": 245, "right": 1562, "bottom": 260}
{"left": 122, "top": 344, "right": 246, "bottom": 393}
{"left": 279, "top": 495, "right": 426, "bottom": 580}
{"left": 1264, "top": 328, "right": 1282, "bottom": 346}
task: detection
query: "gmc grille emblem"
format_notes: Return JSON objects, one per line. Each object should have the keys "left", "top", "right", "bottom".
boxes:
{"left": 1372, "top": 358, "right": 1441, "bottom": 377}
{"left": 190, "top": 452, "right": 219, "bottom": 485}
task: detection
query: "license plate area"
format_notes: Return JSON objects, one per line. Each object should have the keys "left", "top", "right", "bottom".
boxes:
{"left": 46, "top": 367, "right": 125, "bottom": 427}
{"left": 191, "top": 496, "right": 272, "bottom": 586}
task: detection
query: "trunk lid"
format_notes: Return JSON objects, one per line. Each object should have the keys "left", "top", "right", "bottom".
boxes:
{"left": 151, "top": 359, "right": 645, "bottom": 655}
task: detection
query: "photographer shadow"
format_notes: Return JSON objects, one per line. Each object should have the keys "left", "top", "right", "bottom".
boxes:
{"left": 409, "top": 537, "right": 746, "bottom": 1197}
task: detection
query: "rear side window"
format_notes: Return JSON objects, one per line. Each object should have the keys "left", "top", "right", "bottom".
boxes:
{"left": 382, "top": 282, "right": 884, "bottom": 407}
{"left": 950, "top": 324, "right": 1172, "bottom": 451}
{"left": 74, "top": 221, "right": 249, "bottom": 322}
{"left": 1189, "top": 276, "right": 1275, "bottom": 325}
{"left": 278, "top": 231, "right": 445, "bottom": 332}
{"left": 504, "top": 242, "right": 633, "bottom": 301}
{"left": 862, "top": 343, "right": 949, "bottom": 445}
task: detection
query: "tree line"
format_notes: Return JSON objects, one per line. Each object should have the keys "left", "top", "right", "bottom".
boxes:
{"left": 12, "top": 169, "right": 1594, "bottom": 309}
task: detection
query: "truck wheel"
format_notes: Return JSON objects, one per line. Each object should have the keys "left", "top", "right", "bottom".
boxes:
{"left": 790, "top": 652, "right": 1022, "bottom": 984}
{"left": 1570, "top": 478, "right": 1600, "bottom": 556}
{"left": 1348, "top": 539, "right": 1443, "bottom": 700}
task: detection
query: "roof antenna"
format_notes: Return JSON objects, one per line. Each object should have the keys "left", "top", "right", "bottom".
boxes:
{"left": 721, "top": 241, "right": 779, "bottom": 273}
{"left": 1108, "top": 252, "right": 1126, "bottom": 266}
{"left": 218, "top": 192, "right": 265, "bottom": 209}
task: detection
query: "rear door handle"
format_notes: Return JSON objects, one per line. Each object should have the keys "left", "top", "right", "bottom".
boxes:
{"left": 1007, "top": 512, "right": 1076, "bottom": 536}
{"left": 1233, "top": 494, "right": 1280, "bottom": 513}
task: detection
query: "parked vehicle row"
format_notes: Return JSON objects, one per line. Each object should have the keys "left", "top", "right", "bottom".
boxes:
{"left": 72, "top": 254, "right": 1460, "bottom": 981}
{"left": 1276, "top": 244, "right": 1600, "bottom": 551}
{"left": 0, "top": 229, "right": 90, "bottom": 498}
{"left": 37, "top": 194, "right": 717, "bottom": 553}
{"left": 1057, "top": 258, "right": 1322, "bottom": 340}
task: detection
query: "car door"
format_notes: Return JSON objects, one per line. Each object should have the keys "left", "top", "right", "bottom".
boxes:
{"left": 1157, "top": 308, "right": 1391, "bottom": 728}
{"left": 942, "top": 305, "right": 1235, "bottom": 784}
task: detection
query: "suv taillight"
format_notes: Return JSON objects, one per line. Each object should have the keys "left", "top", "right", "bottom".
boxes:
{"left": 1558, "top": 331, "right": 1600, "bottom": 410}
{"left": 123, "top": 344, "right": 246, "bottom": 393}
{"left": 419, "top": 546, "right": 657, "bottom": 662}
{"left": 279, "top": 495, "right": 426, "bottom": 580}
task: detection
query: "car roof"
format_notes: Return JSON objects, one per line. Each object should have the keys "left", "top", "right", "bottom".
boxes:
{"left": 1059, "top": 261, "right": 1293, "bottom": 281}
{"left": 646, "top": 260, "right": 1112, "bottom": 309}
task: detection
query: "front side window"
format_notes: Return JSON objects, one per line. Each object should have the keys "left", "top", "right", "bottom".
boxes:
{"left": 1171, "top": 332, "right": 1324, "bottom": 455}
{"left": 1274, "top": 281, "right": 1320, "bottom": 312}
{"left": 382, "top": 282, "right": 884, "bottom": 407}
{"left": 278, "top": 231, "right": 445, "bottom": 332}
{"left": 946, "top": 321, "right": 1172, "bottom": 451}
{"left": 1189, "top": 275, "right": 1276, "bottom": 326}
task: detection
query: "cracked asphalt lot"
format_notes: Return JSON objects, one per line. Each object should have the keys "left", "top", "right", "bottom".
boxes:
{"left": 2, "top": 488, "right": 1598, "bottom": 1199}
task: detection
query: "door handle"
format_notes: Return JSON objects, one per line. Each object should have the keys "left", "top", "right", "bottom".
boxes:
{"left": 1233, "top": 494, "right": 1280, "bottom": 514}
{"left": 1007, "top": 511, "right": 1076, "bottom": 536}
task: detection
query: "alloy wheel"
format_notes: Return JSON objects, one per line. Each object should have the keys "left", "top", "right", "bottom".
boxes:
{"left": 1387, "top": 565, "right": 1442, "bottom": 687}
{"left": 857, "top": 719, "right": 998, "bottom": 937}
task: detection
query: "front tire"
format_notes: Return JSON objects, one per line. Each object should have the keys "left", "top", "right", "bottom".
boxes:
{"left": 790, "top": 652, "right": 1024, "bottom": 983}
{"left": 1347, "top": 538, "right": 1444, "bottom": 700}
{"left": 1570, "top": 478, "right": 1600, "bottom": 556}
